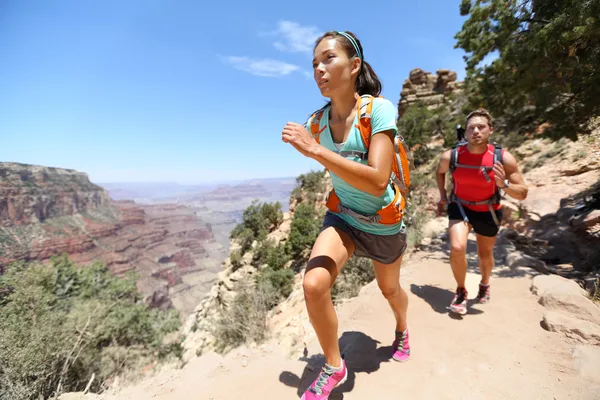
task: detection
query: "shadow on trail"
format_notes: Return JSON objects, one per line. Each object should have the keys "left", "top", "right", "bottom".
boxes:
{"left": 410, "top": 283, "right": 484, "bottom": 317}
{"left": 418, "top": 235, "right": 504, "bottom": 271}
{"left": 279, "top": 331, "right": 394, "bottom": 399}
{"left": 417, "top": 232, "right": 538, "bottom": 280}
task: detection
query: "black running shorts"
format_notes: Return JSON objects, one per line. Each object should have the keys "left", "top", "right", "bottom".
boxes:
{"left": 321, "top": 211, "right": 407, "bottom": 264}
{"left": 447, "top": 202, "right": 503, "bottom": 237}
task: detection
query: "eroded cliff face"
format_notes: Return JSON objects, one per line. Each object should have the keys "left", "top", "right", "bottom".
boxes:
{"left": 0, "top": 163, "right": 224, "bottom": 317}
{"left": 0, "top": 162, "right": 110, "bottom": 226}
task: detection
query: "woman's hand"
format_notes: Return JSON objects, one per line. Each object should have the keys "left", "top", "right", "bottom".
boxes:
{"left": 282, "top": 122, "right": 319, "bottom": 158}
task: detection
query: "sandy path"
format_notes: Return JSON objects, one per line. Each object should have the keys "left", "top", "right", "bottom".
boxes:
{"left": 101, "top": 243, "right": 600, "bottom": 400}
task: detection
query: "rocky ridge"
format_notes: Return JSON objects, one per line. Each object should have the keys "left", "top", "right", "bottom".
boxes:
{"left": 0, "top": 162, "right": 223, "bottom": 316}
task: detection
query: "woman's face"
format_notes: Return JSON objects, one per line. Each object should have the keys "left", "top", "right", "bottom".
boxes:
{"left": 312, "top": 37, "right": 359, "bottom": 97}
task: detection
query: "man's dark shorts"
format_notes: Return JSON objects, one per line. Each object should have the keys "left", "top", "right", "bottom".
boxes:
{"left": 447, "top": 202, "right": 503, "bottom": 237}
{"left": 321, "top": 211, "right": 407, "bottom": 264}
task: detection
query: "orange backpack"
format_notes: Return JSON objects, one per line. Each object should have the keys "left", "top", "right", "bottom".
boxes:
{"left": 308, "top": 95, "right": 411, "bottom": 225}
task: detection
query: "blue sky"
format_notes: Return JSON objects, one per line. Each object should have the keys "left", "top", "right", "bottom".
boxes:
{"left": 0, "top": 0, "right": 468, "bottom": 185}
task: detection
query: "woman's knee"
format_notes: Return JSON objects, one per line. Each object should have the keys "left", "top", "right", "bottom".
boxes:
{"left": 378, "top": 282, "right": 400, "bottom": 300}
{"left": 303, "top": 269, "right": 331, "bottom": 300}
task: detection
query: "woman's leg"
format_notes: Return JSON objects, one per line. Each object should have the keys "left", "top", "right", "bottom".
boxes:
{"left": 372, "top": 256, "right": 407, "bottom": 332}
{"left": 303, "top": 226, "right": 355, "bottom": 368}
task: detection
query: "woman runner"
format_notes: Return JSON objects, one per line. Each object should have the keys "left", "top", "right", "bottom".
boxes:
{"left": 281, "top": 31, "right": 411, "bottom": 400}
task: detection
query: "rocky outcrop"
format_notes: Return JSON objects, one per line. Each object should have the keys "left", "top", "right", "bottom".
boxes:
{"left": 495, "top": 130, "right": 600, "bottom": 292}
{"left": 0, "top": 162, "right": 110, "bottom": 226}
{"left": 0, "top": 163, "right": 121, "bottom": 266}
{"left": 398, "top": 68, "right": 464, "bottom": 117}
{"left": 532, "top": 275, "right": 600, "bottom": 345}
{"left": 0, "top": 163, "right": 224, "bottom": 318}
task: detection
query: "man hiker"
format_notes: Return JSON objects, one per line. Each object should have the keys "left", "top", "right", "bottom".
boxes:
{"left": 436, "top": 108, "right": 528, "bottom": 315}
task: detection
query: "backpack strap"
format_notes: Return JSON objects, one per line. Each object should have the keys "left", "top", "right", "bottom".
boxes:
{"left": 308, "top": 108, "right": 327, "bottom": 144}
{"left": 392, "top": 135, "right": 411, "bottom": 195}
{"left": 492, "top": 142, "right": 504, "bottom": 204}
{"left": 339, "top": 150, "right": 368, "bottom": 160}
{"left": 449, "top": 143, "right": 463, "bottom": 174}
{"left": 456, "top": 124, "right": 466, "bottom": 142}
{"left": 356, "top": 95, "right": 375, "bottom": 150}
{"left": 493, "top": 142, "right": 503, "bottom": 166}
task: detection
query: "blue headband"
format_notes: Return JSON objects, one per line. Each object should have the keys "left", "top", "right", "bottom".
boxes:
{"left": 337, "top": 31, "right": 362, "bottom": 61}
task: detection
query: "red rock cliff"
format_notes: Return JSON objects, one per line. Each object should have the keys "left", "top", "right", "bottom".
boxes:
{"left": 0, "top": 163, "right": 222, "bottom": 317}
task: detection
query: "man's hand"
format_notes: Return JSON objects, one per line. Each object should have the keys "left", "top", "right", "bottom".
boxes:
{"left": 437, "top": 198, "right": 448, "bottom": 216}
{"left": 493, "top": 161, "right": 507, "bottom": 188}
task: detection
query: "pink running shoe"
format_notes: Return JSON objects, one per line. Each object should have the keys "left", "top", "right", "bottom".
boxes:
{"left": 448, "top": 287, "right": 468, "bottom": 315}
{"left": 475, "top": 283, "right": 490, "bottom": 303}
{"left": 300, "top": 359, "right": 348, "bottom": 400}
{"left": 392, "top": 329, "right": 411, "bottom": 362}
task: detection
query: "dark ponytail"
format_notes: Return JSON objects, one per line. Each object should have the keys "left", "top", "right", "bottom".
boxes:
{"left": 356, "top": 60, "right": 382, "bottom": 97}
{"left": 314, "top": 31, "right": 383, "bottom": 97}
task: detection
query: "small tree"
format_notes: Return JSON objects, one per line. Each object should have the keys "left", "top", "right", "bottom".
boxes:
{"left": 286, "top": 203, "right": 322, "bottom": 261}
{"left": 455, "top": 0, "right": 600, "bottom": 140}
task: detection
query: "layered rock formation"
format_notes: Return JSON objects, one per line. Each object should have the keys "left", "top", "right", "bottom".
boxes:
{"left": 0, "top": 163, "right": 223, "bottom": 317}
{"left": 398, "top": 68, "right": 464, "bottom": 117}
{"left": 0, "top": 162, "right": 110, "bottom": 226}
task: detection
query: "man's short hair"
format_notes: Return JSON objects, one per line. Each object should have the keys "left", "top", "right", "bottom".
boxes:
{"left": 466, "top": 108, "right": 493, "bottom": 128}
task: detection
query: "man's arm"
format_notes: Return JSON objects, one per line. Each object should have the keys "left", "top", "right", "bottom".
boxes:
{"left": 435, "top": 150, "right": 452, "bottom": 215}
{"left": 436, "top": 150, "right": 451, "bottom": 201}
{"left": 495, "top": 150, "right": 528, "bottom": 200}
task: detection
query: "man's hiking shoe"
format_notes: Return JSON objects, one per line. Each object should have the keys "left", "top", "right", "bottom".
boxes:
{"left": 448, "top": 287, "right": 468, "bottom": 315}
{"left": 392, "top": 328, "right": 411, "bottom": 362}
{"left": 475, "top": 283, "right": 490, "bottom": 304}
{"left": 301, "top": 358, "right": 348, "bottom": 399}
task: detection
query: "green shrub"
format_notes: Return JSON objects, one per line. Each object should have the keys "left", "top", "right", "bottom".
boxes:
{"left": 253, "top": 239, "right": 290, "bottom": 270}
{"left": 295, "top": 170, "right": 327, "bottom": 202}
{"left": 256, "top": 267, "right": 295, "bottom": 305}
{"left": 213, "top": 279, "right": 279, "bottom": 352}
{"left": 332, "top": 256, "right": 375, "bottom": 302}
{"left": 286, "top": 203, "right": 322, "bottom": 261}
{"left": 397, "top": 102, "right": 462, "bottom": 166}
{"left": 230, "top": 201, "right": 283, "bottom": 252}
{"left": 230, "top": 250, "right": 243, "bottom": 271}
{"left": 296, "top": 170, "right": 327, "bottom": 193}
{"left": 0, "top": 255, "right": 181, "bottom": 399}
{"left": 403, "top": 170, "right": 434, "bottom": 249}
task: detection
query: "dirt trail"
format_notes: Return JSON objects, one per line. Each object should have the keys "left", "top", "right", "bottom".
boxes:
{"left": 98, "top": 238, "right": 600, "bottom": 400}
